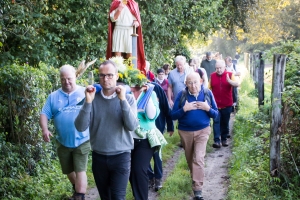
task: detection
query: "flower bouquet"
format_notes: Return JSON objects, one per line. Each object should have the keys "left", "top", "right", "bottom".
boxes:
{"left": 109, "top": 56, "right": 152, "bottom": 112}
{"left": 109, "top": 56, "right": 148, "bottom": 87}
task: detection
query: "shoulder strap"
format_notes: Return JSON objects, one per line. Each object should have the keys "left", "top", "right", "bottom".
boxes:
{"left": 197, "top": 68, "right": 203, "bottom": 79}
{"left": 203, "top": 87, "right": 211, "bottom": 106}
{"left": 179, "top": 89, "right": 187, "bottom": 107}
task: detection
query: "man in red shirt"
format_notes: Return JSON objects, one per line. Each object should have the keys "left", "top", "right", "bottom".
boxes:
{"left": 209, "top": 60, "right": 239, "bottom": 148}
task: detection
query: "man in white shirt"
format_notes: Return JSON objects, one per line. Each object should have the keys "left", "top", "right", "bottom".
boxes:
{"left": 225, "top": 56, "right": 240, "bottom": 113}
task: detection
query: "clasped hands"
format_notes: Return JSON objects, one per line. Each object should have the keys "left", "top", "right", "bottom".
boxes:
{"left": 183, "top": 100, "right": 210, "bottom": 112}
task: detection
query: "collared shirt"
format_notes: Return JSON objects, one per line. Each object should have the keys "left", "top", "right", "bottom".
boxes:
{"left": 101, "top": 90, "right": 117, "bottom": 99}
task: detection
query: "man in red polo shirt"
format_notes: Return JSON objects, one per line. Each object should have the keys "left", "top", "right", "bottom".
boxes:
{"left": 209, "top": 60, "right": 240, "bottom": 148}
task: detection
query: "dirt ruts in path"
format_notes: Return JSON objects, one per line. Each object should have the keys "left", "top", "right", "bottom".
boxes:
{"left": 85, "top": 114, "right": 234, "bottom": 200}
{"left": 85, "top": 147, "right": 183, "bottom": 200}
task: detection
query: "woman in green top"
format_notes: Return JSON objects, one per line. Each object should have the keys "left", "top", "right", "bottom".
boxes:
{"left": 129, "top": 84, "right": 167, "bottom": 200}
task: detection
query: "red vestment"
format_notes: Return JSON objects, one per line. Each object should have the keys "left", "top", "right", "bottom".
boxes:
{"left": 106, "top": 0, "right": 146, "bottom": 75}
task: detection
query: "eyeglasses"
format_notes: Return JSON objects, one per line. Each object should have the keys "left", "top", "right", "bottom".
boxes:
{"left": 186, "top": 81, "right": 199, "bottom": 86}
{"left": 99, "top": 73, "right": 115, "bottom": 79}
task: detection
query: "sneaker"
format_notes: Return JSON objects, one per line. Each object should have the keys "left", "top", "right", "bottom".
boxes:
{"left": 194, "top": 190, "right": 204, "bottom": 200}
{"left": 148, "top": 178, "right": 155, "bottom": 189}
{"left": 74, "top": 194, "right": 85, "bottom": 200}
{"left": 154, "top": 178, "right": 162, "bottom": 191}
{"left": 212, "top": 142, "right": 221, "bottom": 148}
{"left": 222, "top": 140, "right": 229, "bottom": 147}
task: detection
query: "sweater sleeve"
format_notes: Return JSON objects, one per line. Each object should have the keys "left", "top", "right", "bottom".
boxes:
{"left": 170, "top": 91, "right": 186, "bottom": 120}
{"left": 122, "top": 94, "right": 139, "bottom": 131}
{"left": 206, "top": 91, "right": 218, "bottom": 119}
{"left": 75, "top": 102, "right": 92, "bottom": 132}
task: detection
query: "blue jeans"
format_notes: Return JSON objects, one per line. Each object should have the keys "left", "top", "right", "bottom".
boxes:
{"left": 213, "top": 107, "right": 232, "bottom": 143}
{"left": 92, "top": 151, "right": 130, "bottom": 200}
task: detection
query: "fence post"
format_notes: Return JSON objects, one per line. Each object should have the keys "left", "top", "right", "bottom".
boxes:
{"left": 244, "top": 53, "right": 250, "bottom": 71}
{"left": 258, "top": 52, "right": 265, "bottom": 106}
{"left": 270, "top": 54, "right": 287, "bottom": 177}
{"left": 253, "top": 53, "right": 259, "bottom": 89}
{"left": 250, "top": 53, "right": 253, "bottom": 80}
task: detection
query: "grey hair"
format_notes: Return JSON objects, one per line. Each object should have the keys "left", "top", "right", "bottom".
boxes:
{"left": 174, "top": 55, "right": 186, "bottom": 63}
{"left": 60, "top": 64, "right": 76, "bottom": 74}
{"left": 206, "top": 52, "right": 212, "bottom": 57}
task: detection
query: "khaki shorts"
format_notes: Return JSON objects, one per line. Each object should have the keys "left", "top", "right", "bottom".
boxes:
{"left": 56, "top": 140, "right": 91, "bottom": 174}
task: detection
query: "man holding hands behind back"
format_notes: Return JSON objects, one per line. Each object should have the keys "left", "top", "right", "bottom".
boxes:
{"left": 75, "top": 60, "right": 139, "bottom": 200}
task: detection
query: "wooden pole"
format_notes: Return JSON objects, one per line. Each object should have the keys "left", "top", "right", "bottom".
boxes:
{"left": 270, "top": 54, "right": 287, "bottom": 177}
{"left": 250, "top": 53, "right": 253, "bottom": 80}
{"left": 244, "top": 53, "right": 250, "bottom": 72}
{"left": 258, "top": 52, "right": 265, "bottom": 106}
{"left": 253, "top": 53, "right": 259, "bottom": 89}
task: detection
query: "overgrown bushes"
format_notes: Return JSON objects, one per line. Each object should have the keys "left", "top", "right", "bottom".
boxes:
{"left": 0, "top": 63, "right": 72, "bottom": 199}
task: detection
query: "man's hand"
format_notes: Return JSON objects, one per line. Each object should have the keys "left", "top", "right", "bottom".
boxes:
{"left": 115, "top": 85, "right": 126, "bottom": 101}
{"left": 85, "top": 85, "right": 96, "bottom": 103}
{"left": 183, "top": 100, "right": 198, "bottom": 112}
{"left": 195, "top": 101, "right": 210, "bottom": 111}
{"left": 42, "top": 129, "right": 53, "bottom": 142}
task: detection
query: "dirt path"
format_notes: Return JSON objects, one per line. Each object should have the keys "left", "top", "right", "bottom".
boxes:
{"left": 85, "top": 113, "right": 234, "bottom": 200}
{"left": 201, "top": 114, "right": 234, "bottom": 200}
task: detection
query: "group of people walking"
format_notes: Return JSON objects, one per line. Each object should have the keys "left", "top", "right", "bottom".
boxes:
{"left": 39, "top": 52, "right": 240, "bottom": 200}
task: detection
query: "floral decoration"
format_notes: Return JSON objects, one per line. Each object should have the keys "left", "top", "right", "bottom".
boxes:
{"left": 109, "top": 56, "right": 148, "bottom": 87}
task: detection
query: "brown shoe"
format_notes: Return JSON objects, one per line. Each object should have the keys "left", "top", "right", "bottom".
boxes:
{"left": 222, "top": 140, "right": 229, "bottom": 147}
{"left": 212, "top": 142, "right": 221, "bottom": 148}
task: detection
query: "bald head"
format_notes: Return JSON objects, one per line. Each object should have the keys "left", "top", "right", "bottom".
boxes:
{"left": 215, "top": 60, "right": 226, "bottom": 75}
{"left": 186, "top": 72, "right": 201, "bottom": 94}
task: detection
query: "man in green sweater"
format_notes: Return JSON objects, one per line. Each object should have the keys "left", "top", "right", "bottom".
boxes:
{"left": 75, "top": 60, "right": 139, "bottom": 200}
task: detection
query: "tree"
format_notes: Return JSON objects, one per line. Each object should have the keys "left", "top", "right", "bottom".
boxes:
{"left": 0, "top": 0, "right": 258, "bottom": 68}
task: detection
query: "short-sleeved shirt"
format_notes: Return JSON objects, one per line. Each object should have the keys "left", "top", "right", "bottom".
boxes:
{"left": 41, "top": 86, "right": 89, "bottom": 148}
{"left": 168, "top": 69, "right": 186, "bottom": 101}
{"left": 201, "top": 59, "right": 216, "bottom": 80}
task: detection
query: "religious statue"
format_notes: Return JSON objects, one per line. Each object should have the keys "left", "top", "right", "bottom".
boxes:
{"left": 106, "top": 0, "right": 146, "bottom": 75}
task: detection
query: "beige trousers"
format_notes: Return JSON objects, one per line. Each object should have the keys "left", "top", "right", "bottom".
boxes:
{"left": 178, "top": 126, "right": 211, "bottom": 191}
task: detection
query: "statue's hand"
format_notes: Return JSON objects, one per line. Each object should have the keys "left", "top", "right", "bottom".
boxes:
{"left": 133, "top": 20, "right": 139, "bottom": 27}
{"left": 118, "top": 1, "right": 125, "bottom": 10}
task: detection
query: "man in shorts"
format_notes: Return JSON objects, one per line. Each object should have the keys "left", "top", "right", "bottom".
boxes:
{"left": 40, "top": 64, "right": 90, "bottom": 200}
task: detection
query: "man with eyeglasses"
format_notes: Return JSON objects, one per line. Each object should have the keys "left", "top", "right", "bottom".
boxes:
{"left": 209, "top": 60, "right": 240, "bottom": 148}
{"left": 170, "top": 72, "right": 218, "bottom": 200}
{"left": 75, "top": 60, "right": 139, "bottom": 199}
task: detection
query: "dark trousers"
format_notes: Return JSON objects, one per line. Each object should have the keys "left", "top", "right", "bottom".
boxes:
{"left": 213, "top": 107, "right": 232, "bottom": 143}
{"left": 130, "top": 138, "right": 155, "bottom": 200}
{"left": 147, "top": 151, "right": 162, "bottom": 179}
{"left": 92, "top": 151, "right": 130, "bottom": 200}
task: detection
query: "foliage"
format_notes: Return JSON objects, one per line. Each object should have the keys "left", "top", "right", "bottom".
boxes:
{"left": 228, "top": 74, "right": 300, "bottom": 199}
{"left": 0, "top": 63, "right": 74, "bottom": 199}
{"left": 0, "top": 0, "right": 258, "bottom": 69}
{"left": 0, "top": 63, "right": 55, "bottom": 144}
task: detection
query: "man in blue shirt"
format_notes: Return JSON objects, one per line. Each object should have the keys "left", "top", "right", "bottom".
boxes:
{"left": 40, "top": 65, "right": 90, "bottom": 200}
